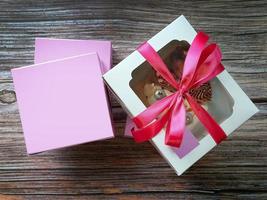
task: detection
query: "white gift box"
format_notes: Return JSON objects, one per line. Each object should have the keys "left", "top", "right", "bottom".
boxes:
{"left": 103, "top": 15, "right": 259, "bottom": 175}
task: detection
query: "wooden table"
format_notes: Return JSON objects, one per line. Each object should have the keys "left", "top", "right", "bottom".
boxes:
{"left": 0, "top": 1, "right": 266, "bottom": 199}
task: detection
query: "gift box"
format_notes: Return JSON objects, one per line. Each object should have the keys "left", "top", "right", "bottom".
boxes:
{"left": 103, "top": 15, "right": 259, "bottom": 175}
{"left": 12, "top": 52, "right": 114, "bottom": 154}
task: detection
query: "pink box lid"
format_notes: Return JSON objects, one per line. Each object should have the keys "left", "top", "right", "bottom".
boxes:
{"left": 12, "top": 53, "right": 114, "bottom": 154}
{"left": 35, "top": 38, "right": 112, "bottom": 74}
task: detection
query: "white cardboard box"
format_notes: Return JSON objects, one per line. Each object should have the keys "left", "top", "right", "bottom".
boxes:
{"left": 103, "top": 15, "right": 259, "bottom": 175}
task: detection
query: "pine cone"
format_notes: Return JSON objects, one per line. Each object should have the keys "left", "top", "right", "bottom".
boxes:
{"left": 189, "top": 82, "right": 212, "bottom": 104}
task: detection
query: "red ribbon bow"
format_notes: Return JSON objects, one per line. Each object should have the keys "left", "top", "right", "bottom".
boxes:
{"left": 131, "top": 32, "right": 227, "bottom": 147}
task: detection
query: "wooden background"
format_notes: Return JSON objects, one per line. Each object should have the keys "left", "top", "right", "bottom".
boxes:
{"left": 0, "top": 0, "right": 266, "bottom": 199}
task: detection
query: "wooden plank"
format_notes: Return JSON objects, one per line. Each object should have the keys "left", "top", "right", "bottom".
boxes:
{"left": 0, "top": 102, "right": 265, "bottom": 195}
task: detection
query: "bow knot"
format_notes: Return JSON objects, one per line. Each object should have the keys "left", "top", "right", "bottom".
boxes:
{"left": 131, "top": 32, "right": 227, "bottom": 148}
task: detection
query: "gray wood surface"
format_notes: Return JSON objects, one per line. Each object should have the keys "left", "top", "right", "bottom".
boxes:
{"left": 0, "top": 0, "right": 266, "bottom": 199}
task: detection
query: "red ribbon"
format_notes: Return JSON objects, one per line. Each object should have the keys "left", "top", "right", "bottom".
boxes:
{"left": 131, "top": 32, "right": 227, "bottom": 147}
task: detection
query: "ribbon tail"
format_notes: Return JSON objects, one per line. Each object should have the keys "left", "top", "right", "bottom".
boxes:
{"left": 189, "top": 44, "right": 224, "bottom": 88}
{"left": 165, "top": 96, "right": 186, "bottom": 147}
{"left": 185, "top": 93, "right": 227, "bottom": 144}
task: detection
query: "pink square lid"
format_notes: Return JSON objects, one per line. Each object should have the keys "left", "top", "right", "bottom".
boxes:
{"left": 12, "top": 53, "right": 114, "bottom": 154}
{"left": 35, "top": 38, "right": 112, "bottom": 73}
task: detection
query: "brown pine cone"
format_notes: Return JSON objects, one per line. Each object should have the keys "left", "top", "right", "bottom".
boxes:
{"left": 189, "top": 82, "right": 212, "bottom": 104}
{"left": 156, "top": 75, "right": 212, "bottom": 104}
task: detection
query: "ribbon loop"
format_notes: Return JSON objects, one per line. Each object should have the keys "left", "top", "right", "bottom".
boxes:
{"left": 180, "top": 32, "right": 209, "bottom": 92}
{"left": 133, "top": 93, "right": 175, "bottom": 128}
{"left": 131, "top": 32, "right": 227, "bottom": 147}
{"left": 189, "top": 44, "right": 224, "bottom": 89}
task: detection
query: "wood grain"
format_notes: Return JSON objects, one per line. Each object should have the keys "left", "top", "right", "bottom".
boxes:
{"left": 0, "top": 0, "right": 266, "bottom": 199}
